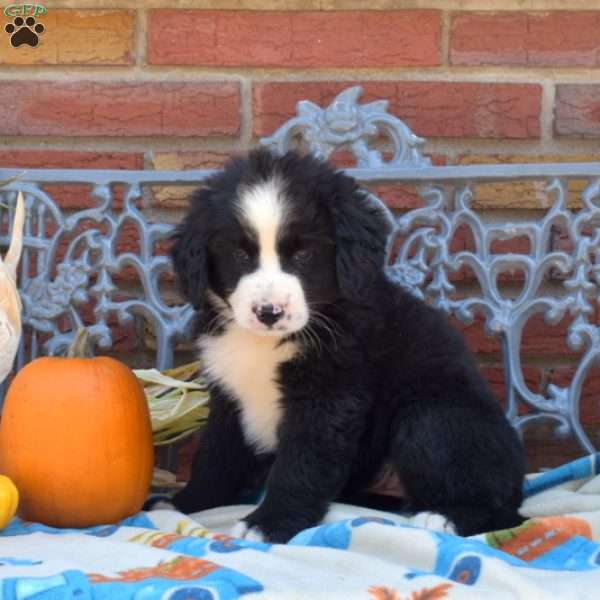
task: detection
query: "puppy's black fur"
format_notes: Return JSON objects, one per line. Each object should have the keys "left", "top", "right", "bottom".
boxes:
{"left": 169, "top": 149, "right": 525, "bottom": 542}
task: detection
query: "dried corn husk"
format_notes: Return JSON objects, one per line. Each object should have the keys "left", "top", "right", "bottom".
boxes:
{"left": 0, "top": 191, "right": 25, "bottom": 384}
{"left": 134, "top": 361, "right": 210, "bottom": 446}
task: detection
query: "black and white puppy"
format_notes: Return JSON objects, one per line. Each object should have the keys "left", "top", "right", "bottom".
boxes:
{"left": 165, "top": 148, "right": 525, "bottom": 542}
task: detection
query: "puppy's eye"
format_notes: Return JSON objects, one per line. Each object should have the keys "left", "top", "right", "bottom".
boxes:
{"left": 233, "top": 248, "right": 251, "bottom": 264}
{"left": 292, "top": 248, "right": 313, "bottom": 264}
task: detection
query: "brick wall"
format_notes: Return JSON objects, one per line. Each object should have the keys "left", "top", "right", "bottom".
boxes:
{"left": 2, "top": 1, "right": 600, "bottom": 467}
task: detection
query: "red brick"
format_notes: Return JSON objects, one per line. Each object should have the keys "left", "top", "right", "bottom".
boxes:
{"left": 552, "top": 226, "right": 571, "bottom": 254}
{"left": 253, "top": 82, "right": 541, "bottom": 139}
{"left": 148, "top": 10, "right": 441, "bottom": 68}
{"left": 0, "top": 151, "right": 143, "bottom": 210}
{"left": 76, "top": 301, "right": 138, "bottom": 353}
{"left": 336, "top": 153, "right": 447, "bottom": 210}
{"left": 451, "top": 12, "right": 600, "bottom": 67}
{"left": 521, "top": 314, "right": 574, "bottom": 355}
{"left": 150, "top": 150, "right": 230, "bottom": 172}
{"left": 149, "top": 150, "right": 231, "bottom": 209}
{"left": 546, "top": 366, "right": 600, "bottom": 424}
{"left": 453, "top": 316, "right": 502, "bottom": 355}
{"left": 0, "top": 82, "right": 240, "bottom": 137}
{"left": 489, "top": 236, "right": 531, "bottom": 255}
{"left": 0, "top": 150, "right": 143, "bottom": 170}
{"left": 452, "top": 313, "right": 577, "bottom": 357}
{"left": 524, "top": 432, "right": 586, "bottom": 472}
{"left": 455, "top": 231, "right": 532, "bottom": 256}
{"left": 555, "top": 85, "right": 600, "bottom": 138}
{"left": 111, "top": 224, "right": 171, "bottom": 282}
{"left": 115, "top": 222, "right": 143, "bottom": 255}
{"left": 478, "top": 364, "right": 542, "bottom": 406}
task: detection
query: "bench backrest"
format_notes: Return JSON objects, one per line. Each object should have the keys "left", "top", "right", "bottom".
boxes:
{"left": 1, "top": 85, "right": 599, "bottom": 454}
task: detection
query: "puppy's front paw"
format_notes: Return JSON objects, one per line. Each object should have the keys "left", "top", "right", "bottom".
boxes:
{"left": 231, "top": 509, "right": 306, "bottom": 543}
{"left": 143, "top": 496, "right": 176, "bottom": 511}
{"left": 230, "top": 520, "right": 266, "bottom": 543}
{"left": 410, "top": 511, "right": 456, "bottom": 534}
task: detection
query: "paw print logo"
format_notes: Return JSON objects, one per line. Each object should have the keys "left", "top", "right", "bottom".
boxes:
{"left": 5, "top": 16, "right": 45, "bottom": 48}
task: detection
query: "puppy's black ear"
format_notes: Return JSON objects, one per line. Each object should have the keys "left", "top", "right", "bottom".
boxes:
{"left": 170, "top": 190, "right": 210, "bottom": 309}
{"left": 334, "top": 188, "right": 393, "bottom": 301}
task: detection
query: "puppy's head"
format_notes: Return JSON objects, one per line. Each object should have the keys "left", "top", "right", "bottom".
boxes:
{"left": 171, "top": 149, "right": 392, "bottom": 337}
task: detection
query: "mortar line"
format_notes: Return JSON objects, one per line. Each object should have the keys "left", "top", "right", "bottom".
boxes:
{"left": 238, "top": 78, "right": 253, "bottom": 147}
{"left": 540, "top": 79, "right": 557, "bottom": 146}
{"left": 440, "top": 8, "right": 451, "bottom": 68}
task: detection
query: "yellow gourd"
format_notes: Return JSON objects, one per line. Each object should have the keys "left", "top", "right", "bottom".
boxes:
{"left": 0, "top": 474, "right": 18, "bottom": 528}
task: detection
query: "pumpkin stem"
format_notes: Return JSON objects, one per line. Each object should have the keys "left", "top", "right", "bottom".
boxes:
{"left": 67, "top": 327, "right": 93, "bottom": 358}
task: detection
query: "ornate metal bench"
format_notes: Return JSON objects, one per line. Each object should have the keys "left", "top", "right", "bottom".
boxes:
{"left": 1, "top": 85, "right": 600, "bottom": 457}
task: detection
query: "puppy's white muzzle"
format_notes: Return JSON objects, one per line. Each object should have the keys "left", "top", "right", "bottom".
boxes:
{"left": 229, "top": 269, "right": 309, "bottom": 336}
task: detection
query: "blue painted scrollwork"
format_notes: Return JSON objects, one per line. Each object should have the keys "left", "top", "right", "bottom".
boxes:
{"left": 1, "top": 85, "right": 600, "bottom": 454}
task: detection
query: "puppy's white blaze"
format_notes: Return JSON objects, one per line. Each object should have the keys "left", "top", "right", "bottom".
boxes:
{"left": 239, "top": 178, "right": 284, "bottom": 271}
{"left": 199, "top": 324, "right": 297, "bottom": 453}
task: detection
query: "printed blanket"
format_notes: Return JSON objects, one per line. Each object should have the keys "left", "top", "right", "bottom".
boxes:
{"left": 3, "top": 455, "right": 600, "bottom": 599}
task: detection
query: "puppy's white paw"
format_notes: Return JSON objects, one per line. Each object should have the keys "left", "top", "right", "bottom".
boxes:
{"left": 230, "top": 520, "right": 265, "bottom": 542}
{"left": 410, "top": 511, "right": 456, "bottom": 534}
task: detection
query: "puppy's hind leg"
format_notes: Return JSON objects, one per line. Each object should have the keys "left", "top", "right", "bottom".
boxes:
{"left": 409, "top": 504, "right": 523, "bottom": 537}
{"left": 389, "top": 405, "right": 525, "bottom": 537}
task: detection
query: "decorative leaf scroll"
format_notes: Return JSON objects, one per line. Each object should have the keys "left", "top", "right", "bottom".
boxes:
{"left": 261, "top": 86, "right": 431, "bottom": 169}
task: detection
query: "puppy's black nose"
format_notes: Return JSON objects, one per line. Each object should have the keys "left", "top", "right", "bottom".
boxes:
{"left": 253, "top": 303, "right": 284, "bottom": 327}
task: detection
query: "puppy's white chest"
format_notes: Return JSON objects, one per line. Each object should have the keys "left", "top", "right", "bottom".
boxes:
{"left": 199, "top": 325, "right": 297, "bottom": 453}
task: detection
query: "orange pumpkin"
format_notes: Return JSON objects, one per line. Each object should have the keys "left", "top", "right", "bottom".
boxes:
{"left": 0, "top": 330, "right": 154, "bottom": 528}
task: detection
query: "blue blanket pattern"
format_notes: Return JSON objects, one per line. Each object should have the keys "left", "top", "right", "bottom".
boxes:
{"left": 3, "top": 455, "right": 600, "bottom": 599}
